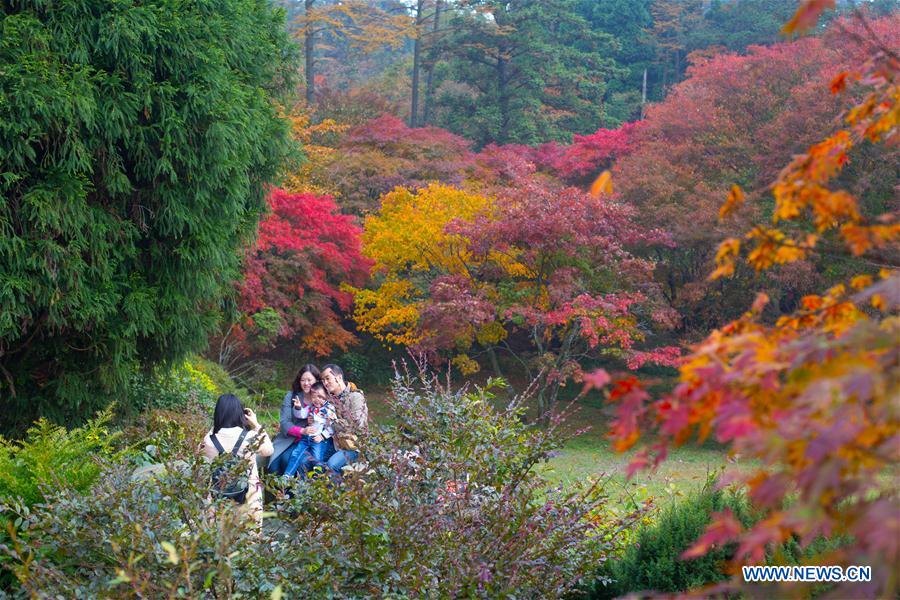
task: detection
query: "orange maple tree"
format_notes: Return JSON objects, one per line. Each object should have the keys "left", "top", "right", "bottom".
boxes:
{"left": 592, "top": 4, "right": 899, "bottom": 597}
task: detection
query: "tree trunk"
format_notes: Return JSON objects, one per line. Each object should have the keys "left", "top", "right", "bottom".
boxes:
{"left": 536, "top": 384, "right": 549, "bottom": 423}
{"left": 540, "top": 328, "right": 577, "bottom": 426}
{"left": 641, "top": 67, "right": 648, "bottom": 118}
{"left": 497, "top": 55, "right": 510, "bottom": 143}
{"left": 409, "top": 0, "right": 426, "bottom": 127}
{"left": 486, "top": 345, "right": 517, "bottom": 403}
{"left": 421, "top": 0, "right": 442, "bottom": 125}
{"left": 304, "top": 0, "right": 316, "bottom": 106}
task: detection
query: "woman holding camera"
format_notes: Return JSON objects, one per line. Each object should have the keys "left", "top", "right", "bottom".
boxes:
{"left": 200, "top": 394, "right": 273, "bottom": 525}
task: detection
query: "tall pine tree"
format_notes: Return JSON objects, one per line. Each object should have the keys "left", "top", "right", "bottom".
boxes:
{"left": 433, "top": 0, "right": 620, "bottom": 145}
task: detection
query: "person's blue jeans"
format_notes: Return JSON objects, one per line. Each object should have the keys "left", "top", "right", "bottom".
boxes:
{"left": 309, "top": 437, "right": 329, "bottom": 463}
{"left": 283, "top": 436, "right": 312, "bottom": 477}
{"left": 266, "top": 445, "right": 294, "bottom": 475}
{"left": 327, "top": 448, "right": 359, "bottom": 473}
{"left": 284, "top": 436, "right": 331, "bottom": 477}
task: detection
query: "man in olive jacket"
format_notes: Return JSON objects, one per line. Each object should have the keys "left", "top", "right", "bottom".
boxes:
{"left": 321, "top": 363, "right": 368, "bottom": 473}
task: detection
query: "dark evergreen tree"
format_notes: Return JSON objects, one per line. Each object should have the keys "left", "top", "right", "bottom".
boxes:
{"left": 576, "top": 0, "right": 656, "bottom": 122}
{"left": 433, "top": 0, "right": 620, "bottom": 145}
{"left": 688, "top": 0, "right": 797, "bottom": 52}
{"left": 0, "top": 0, "right": 298, "bottom": 432}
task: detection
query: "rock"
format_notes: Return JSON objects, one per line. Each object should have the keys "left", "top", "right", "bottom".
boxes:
{"left": 131, "top": 460, "right": 190, "bottom": 482}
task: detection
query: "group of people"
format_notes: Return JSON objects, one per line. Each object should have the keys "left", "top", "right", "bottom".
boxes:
{"left": 199, "top": 363, "right": 368, "bottom": 523}
{"left": 268, "top": 363, "right": 368, "bottom": 477}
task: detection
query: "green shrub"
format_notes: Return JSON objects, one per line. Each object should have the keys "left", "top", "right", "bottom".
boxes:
{"left": 585, "top": 481, "right": 755, "bottom": 599}
{"left": 191, "top": 356, "right": 247, "bottom": 397}
{"left": 336, "top": 350, "right": 371, "bottom": 383}
{"left": 2, "top": 461, "right": 307, "bottom": 598}
{"left": 0, "top": 409, "right": 122, "bottom": 590}
{"left": 123, "top": 355, "right": 246, "bottom": 414}
{"left": 0, "top": 409, "right": 121, "bottom": 508}
{"left": 117, "top": 356, "right": 248, "bottom": 467}
{"left": 120, "top": 406, "right": 212, "bottom": 466}
{"left": 584, "top": 482, "right": 850, "bottom": 599}
{"left": 3, "top": 369, "right": 648, "bottom": 597}
{"left": 245, "top": 380, "right": 288, "bottom": 410}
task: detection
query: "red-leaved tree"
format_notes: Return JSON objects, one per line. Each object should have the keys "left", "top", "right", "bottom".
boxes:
{"left": 615, "top": 20, "right": 897, "bottom": 332}
{"left": 324, "top": 114, "right": 475, "bottom": 214}
{"left": 495, "top": 122, "right": 641, "bottom": 187}
{"left": 218, "top": 188, "right": 370, "bottom": 366}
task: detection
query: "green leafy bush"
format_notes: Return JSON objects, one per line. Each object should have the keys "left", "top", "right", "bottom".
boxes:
{"left": 120, "top": 406, "right": 212, "bottom": 466}
{"left": 3, "top": 369, "right": 647, "bottom": 597}
{"left": 120, "top": 358, "right": 238, "bottom": 464}
{"left": 123, "top": 356, "right": 246, "bottom": 414}
{"left": 225, "top": 358, "right": 291, "bottom": 409}
{"left": 0, "top": 409, "right": 121, "bottom": 508}
{"left": 2, "top": 461, "right": 300, "bottom": 598}
{"left": 188, "top": 356, "right": 247, "bottom": 398}
{"left": 586, "top": 482, "right": 752, "bottom": 599}
{"left": 0, "top": 409, "right": 122, "bottom": 590}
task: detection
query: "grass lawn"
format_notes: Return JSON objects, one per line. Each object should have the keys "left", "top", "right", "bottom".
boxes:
{"left": 541, "top": 437, "right": 736, "bottom": 510}
{"left": 258, "top": 382, "right": 750, "bottom": 510}
{"left": 539, "top": 389, "right": 746, "bottom": 510}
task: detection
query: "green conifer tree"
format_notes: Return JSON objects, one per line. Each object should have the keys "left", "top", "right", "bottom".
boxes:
{"left": 0, "top": 0, "right": 298, "bottom": 432}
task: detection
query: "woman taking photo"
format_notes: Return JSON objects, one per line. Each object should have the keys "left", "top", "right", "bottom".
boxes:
{"left": 200, "top": 394, "right": 273, "bottom": 525}
{"left": 266, "top": 364, "right": 321, "bottom": 475}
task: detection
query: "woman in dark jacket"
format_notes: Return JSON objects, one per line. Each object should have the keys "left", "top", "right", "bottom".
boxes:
{"left": 265, "top": 364, "right": 320, "bottom": 475}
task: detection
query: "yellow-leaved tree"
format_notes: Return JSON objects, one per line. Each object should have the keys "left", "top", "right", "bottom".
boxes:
{"left": 348, "top": 180, "right": 678, "bottom": 416}
{"left": 347, "top": 183, "right": 498, "bottom": 348}
{"left": 280, "top": 105, "right": 348, "bottom": 196}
